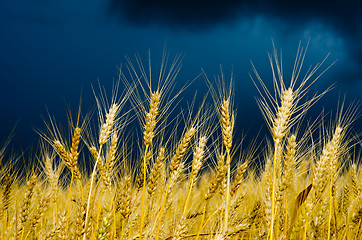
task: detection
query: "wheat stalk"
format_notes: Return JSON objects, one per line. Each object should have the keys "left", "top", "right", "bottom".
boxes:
{"left": 205, "top": 153, "right": 227, "bottom": 201}
{"left": 84, "top": 103, "right": 119, "bottom": 240}
{"left": 230, "top": 161, "right": 248, "bottom": 197}
{"left": 170, "top": 127, "right": 196, "bottom": 173}
{"left": 18, "top": 174, "right": 37, "bottom": 240}
{"left": 31, "top": 193, "right": 51, "bottom": 232}
{"left": 103, "top": 131, "right": 118, "bottom": 188}
{"left": 220, "top": 98, "right": 234, "bottom": 234}
{"left": 148, "top": 147, "right": 165, "bottom": 197}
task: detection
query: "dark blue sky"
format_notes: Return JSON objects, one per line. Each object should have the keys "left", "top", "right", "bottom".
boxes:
{"left": 1, "top": 0, "right": 361, "bottom": 151}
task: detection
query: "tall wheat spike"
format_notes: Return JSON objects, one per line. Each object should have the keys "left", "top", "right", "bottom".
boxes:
{"left": 251, "top": 42, "right": 333, "bottom": 240}
{"left": 84, "top": 103, "right": 119, "bottom": 240}
{"left": 140, "top": 90, "right": 161, "bottom": 239}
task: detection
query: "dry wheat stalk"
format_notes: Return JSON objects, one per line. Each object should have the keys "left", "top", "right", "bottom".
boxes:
{"left": 281, "top": 134, "right": 297, "bottom": 190}
{"left": 75, "top": 199, "right": 87, "bottom": 239}
{"left": 143, "top": 90, "right": 161, "bottom": 146}
{"left": 57, "top": 212, "right": 68, "bottom": 240}
{"left": 220, "top": 98, "right": 234, "bottom": 235}
{"left": 174, "top": 216, "right": 186, "bottom": 240}
{"left": 99, "top": 103, "right": 119, "bottom": 146}
{"left": 89, "top": 146, "right": 105, "bottom": 174}
{"left": 17, "top": 174, "right": 37, "bottom": 239}
{"left": 70, "top": 127, "right": 81, "bottom": 168}
{"left": 119, "top": 175, "right": 132, "bottom": 220}
{"left": 43, "top": 151, "right": 60, "bottom": 212}
{"left": 327, "top": 126, "right": 343, "bottom": 239}
{"left": 175, "top": 136, "right": 208, "bottom": 239}
{"left": 221, "top": 99, "right": 233, "bottom": 153}
{"left": 269, "top": 87, "right": 294, "bottom": 239}
{"left": 170, "top": 127, "right": 196, "bottom": 173}
{"left": 205, "top": 153, "right": 227, "bottom": 201}
{"left": 1, "top": 173, "right": 12, "bottom": 219}
{"left": 84, "top": 102, "right": 120, "bottom": 240}
{"left": 53, "top": 140, "right": 81, "bottom": 180}
{"left": 96, "top": 213, "right": 112, "bottom": 240}
{"left": 231, "top": 161, "right": 248, "bottom": 197}
{"left": 312, "top": 126, "right": 342, "bottom": 204}
{"left": 272, "top": 88, "right": 294, "bottom": 145}
{"left": 338, "top": 183, "right": 349, "bottom": 218}
{"left": 154, "top": 161, "right": 185, "bottom": 240}
{"left": 189, "top": 136, "right": 208, "bottom": 191}
{"left": 31, "top": 193, "right": 51, "bottom": 231}
{"left": 276, "top": 134, "right": 297, "bottom": 234}
{"left": 137, "top": 149, "right": 153, "bottom": 191}
{"left": 350, "top": 163, "right": 359, "bottom": 199}
{"left": 148, "top": 147, "right": 165, "bottom": 196}
{"left": 103, "top": 131, "right": 118, "bottom": 188}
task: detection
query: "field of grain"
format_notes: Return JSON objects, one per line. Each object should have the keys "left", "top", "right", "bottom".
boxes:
{"left": 0, "top": 45, "right": 361, "bottom": 240}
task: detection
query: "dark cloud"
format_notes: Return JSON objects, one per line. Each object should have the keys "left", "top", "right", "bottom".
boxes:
{"left": 109, "top": 0, "right": 361, "bottom": 33}
{"left": 109, "top": 0, "right": 249, "bottom": 29}
{"left": 109, "top": 0, "right": 362, "bottom": 82}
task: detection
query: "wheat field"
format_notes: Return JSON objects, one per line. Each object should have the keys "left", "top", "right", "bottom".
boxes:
{"left": 0, "top": 45, "right": 361, "bottom": 240}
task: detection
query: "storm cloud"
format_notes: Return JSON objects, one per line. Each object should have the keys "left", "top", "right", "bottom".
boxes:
{"left": 109, "top": 0, "right": 361, "bottom": 32}
{"left": 109, "top": 0, "right": 362, "bottom": 82}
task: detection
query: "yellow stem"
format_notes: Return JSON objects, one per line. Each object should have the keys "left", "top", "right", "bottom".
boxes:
{"left": 269, "top": 143, "right": 279, "bottom": 240}
{"left": 284, "top": 193, "right": 288, "bottom": 237}
{"left": 83, "top": 145, "right": 103, "bottom": 240}
{"left": 66, "top": 173, "right": 74, "bottom": 230}
{"left": 195, "top": 205, "right": 207, "bottom": 240}
{"left": 111, "top": 189, "right": 117, "bottom": 239}
{"left": 355, "top": 219, "right": 362, "bottom": 239}
{"left": 24, "top": 231, "right": 30, "bottom": 240}
{"left": 121, "top": 219, "right": 125, "bottom": 240}
{"left": 328, "top": 172, "right": 333, "bottom": 240}
{"left": 224, "top": 150, "right": 231, "bottom": 233}
{"left": 303, "top": 213, "right": 308, "bottom": 240}
{"left": 183, "top": 178, "right": 194, "bottom": 217}
{"left": 78, "top": 179, "right": 84, "bottom": 201}
{"left": 154, "top": 176, "right": 173, "bottom": 240}
{"left": 96, "top": 188, "right": 105, "bottom": 231}
{"left": 140, "top": 145, "right": 149, "bottom": 240}
{"left": 20, "top": 229, "right": 24, "bottom": 240}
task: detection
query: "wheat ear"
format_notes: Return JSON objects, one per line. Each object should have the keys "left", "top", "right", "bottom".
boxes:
{"left": 99, "top": 104, "right": 119, "bottom": 146}
{"left": 269, "top": 87, "right": 294, "bottom": 240}
{"left": 143, "top": 90, "right": 160, "bottom": 146}
{"left": 327, "top": 126, "right": 342, "bottom": 239}
{"left": 184, "top": 136, "right": 207, "bottom": 214}
{"left": 312, "top": 126, "right": 342, "bottom": 204}
{"left": 84, "top": 103, "right": 118, "bottom": 240}
{"left": 53, "top": 140, "right": 81, "bottom": 180}
{"left": 148, "top": 147, "right": 165, "bottom": 196}
{"left": 18, "top": 174, "right": 37, "bottom": 240}
{"left": 103, "top": 131, "right": 118, "bottom": 188}
{"left": 140, "top": 90, "right": 160, "bottom": 239}
{"left": 31, "top": 193, "right": 51, "bottom": 232}
{"left": 205, "top": 153, "right": 227, "bottom": 201}
{"left": 350, "top": 163, "right": 360, "bottom": 199}
{"left": 277, "top": 134, "right": 297, "bottom": 234}
{"left": 220, "top": 98, "right": 234, "bottom": 234}
{"left": 230, "top": 161, "right": 248, "bottom": 197}
{"left": 175, "top": 136, "right": 207, "bottom": 240}
{"left": 170, "top": 127, "right": 196, "bottom": 172}
{"left": 44, "top": 151, "right": 59, "bottom": 212}
{"left": 154, "top": 127, "right": 195, "bottom": 240}
{"left": 1, "top": 173, "right": 12, "bottom": 229}
{"left": 57, "top": 212, "right": 68, "bottom": 240}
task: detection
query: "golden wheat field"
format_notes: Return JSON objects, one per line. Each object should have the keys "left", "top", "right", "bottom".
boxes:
{"left": 0, "top": 45, "right": 361, "bottom": 240}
